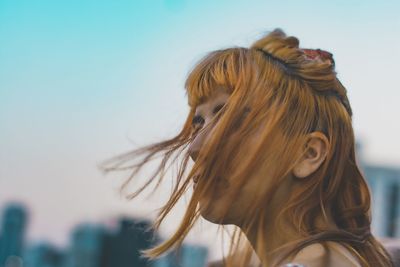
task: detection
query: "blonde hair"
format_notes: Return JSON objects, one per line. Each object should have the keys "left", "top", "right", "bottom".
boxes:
{"left": 99, "top": 28, "right": 393, "bottom": 267}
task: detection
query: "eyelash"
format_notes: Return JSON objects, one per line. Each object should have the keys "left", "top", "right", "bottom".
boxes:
{"left": 191, "top": 104, "right": 225, "bottom": 131}
{"left": 190, "top": 106, "right": 251, "bottom": 136}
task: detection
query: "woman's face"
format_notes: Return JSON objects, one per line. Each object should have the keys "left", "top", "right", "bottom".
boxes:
{"left": 188, "top": 88, "right": 277, "bottom": 225}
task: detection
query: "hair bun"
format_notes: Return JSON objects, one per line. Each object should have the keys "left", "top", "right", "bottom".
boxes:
{"left": 250, "top": 28, "right": 352, "bottom": 117}
{"left": 250, "top": 28, "right": 301, "bottom": 64}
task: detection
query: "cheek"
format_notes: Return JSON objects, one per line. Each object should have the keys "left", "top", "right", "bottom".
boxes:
{"left": 197, "top": 131, "right": 267, "bottom": 223}
{"left": 224, "top": 135, "right": 260, "bottom": 183}
{"left": 227, "top": 154, "right": 272, "bottom": 209}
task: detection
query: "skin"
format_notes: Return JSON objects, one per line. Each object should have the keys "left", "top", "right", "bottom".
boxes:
{"left": 188, "top": 88, "right": 342, "bottom": 266}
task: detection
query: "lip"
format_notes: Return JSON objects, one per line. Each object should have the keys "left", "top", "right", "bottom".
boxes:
{"left": 193, "top": 174, "right": 200, "bottom": 183}
{"left": 193, "top": 176, "right": 200, "bottom": 190}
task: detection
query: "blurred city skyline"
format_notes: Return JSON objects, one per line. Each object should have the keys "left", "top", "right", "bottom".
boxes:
{"left": 0, "top": 202, "right": 209, "bottom": 267}
{"left": 1, "top": 0, "right": 399, "bottom": 261}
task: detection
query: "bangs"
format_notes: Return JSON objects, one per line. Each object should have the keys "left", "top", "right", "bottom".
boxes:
{"left": 184, "top": 47, "right": 249, "bottom": 107}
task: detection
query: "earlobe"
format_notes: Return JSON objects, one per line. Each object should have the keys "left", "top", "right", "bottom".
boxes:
{"left": 292, "top": 132, "right": 330, "bottom": 179}
{"left": 292, "top": 161, "right": 311, "bottom": 179}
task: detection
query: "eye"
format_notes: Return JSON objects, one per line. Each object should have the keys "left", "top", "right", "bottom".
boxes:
{"left": 191, "top": 103, "right": 225, "bottom": 126}
{"left": 191, "top": 116, "right": 203, "bottom": 137}
{"left": 191, "top": 115, "right": 204, "bottom": 127}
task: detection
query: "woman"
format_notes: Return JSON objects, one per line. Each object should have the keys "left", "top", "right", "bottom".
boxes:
{"left": 100, "top": 29, "right": 394, "bottom": 267}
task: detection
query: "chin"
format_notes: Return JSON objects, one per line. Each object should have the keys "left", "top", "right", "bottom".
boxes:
{"left": 198, "top": 200, "right": 237, "bottom": 225}
{"left": 195, "top": 181, "right": 242, "bottom": 225}
{"left": 200, "top": 209, "right": 223, "bottom": 224}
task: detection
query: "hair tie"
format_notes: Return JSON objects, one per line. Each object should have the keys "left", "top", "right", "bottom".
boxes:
{"left": 301, "top": 48, "right": 335, "bottom": 67}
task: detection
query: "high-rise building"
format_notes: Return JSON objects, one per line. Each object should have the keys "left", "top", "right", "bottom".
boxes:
{"left": 64, "top": 223, "right": 105, "bottom": 267}
{"left": 23, "top": 241, "right": 65, "bottom": 267}
{"left": 362, "top": 164, "right": 400, "bottom": 238}
{"left": 356, "top": 141, "right": 400, "bottom": 238}
{"left": 180, "top": 244, "right": 208, "bottom": 267}
{"left": 152, "top": 243, "right": 208, "bottom": 267}
{"left": 99, "top": 217, "right": 156, "bottom": 267}
{"left": 0, "top": 203, "right": 28, "bottom": 267}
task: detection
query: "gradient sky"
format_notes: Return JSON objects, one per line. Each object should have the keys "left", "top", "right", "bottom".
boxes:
{"left": 1, "top": 0, "right": 399, "bottom": 259}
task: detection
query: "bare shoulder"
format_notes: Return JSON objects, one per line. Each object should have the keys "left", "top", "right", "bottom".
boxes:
{"left": 286, "top": 241, "right": 361, "bottom": 267}
{"left": 326, "top": 241, "right": 362, "bottom": 267}
{"left": 287, "top": 242, "right": 328, "bottom": 267}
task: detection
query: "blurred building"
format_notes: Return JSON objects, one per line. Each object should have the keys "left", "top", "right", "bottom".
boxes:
{"left": 23, "top": 242, "right": 65, "bottom": 267}
{"left": 99, "top": 217, "right": 156, "bottom": 267}
{"left": 64, "top": 223, "right": 105, "bottom": 267}
{"left": 356, "top": 141, "right": 400, "bottom": 238}
{"left": 0, "top": 203, "right": 28, "bottom": 267}
{"left": 153, "top": 243, "right": 208, "bottom": 267}
{"left": 180, "top": 244, "right": 208, "bottom": 267}
{"left": 362, "top": 164, "right": 400, "bottom": 238}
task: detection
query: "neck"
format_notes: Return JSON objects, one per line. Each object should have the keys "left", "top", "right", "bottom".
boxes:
{"left": 239, "top": 211, "right": 297, "bottom": 266}
{"left": 238, "top": 183, "right": 338, "bottom": 267}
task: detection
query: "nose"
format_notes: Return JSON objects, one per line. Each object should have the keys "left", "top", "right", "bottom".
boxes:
{"left": 188, "top": 135, "right": 201, "bottom": 162}
{"left": 189, "top": 149, "right": 199, "bottom": 162}
{"left": 188, "top": 125, "right": 210, "bottom": 162}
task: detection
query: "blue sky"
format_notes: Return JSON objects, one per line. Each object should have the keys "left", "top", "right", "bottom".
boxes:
{"left": 1, "top": 0, "right": 399, "bottom": 258}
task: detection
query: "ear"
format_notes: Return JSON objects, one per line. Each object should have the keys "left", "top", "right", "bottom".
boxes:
{"left": 292, "top": 132, "right": 330, "bottom": 179}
